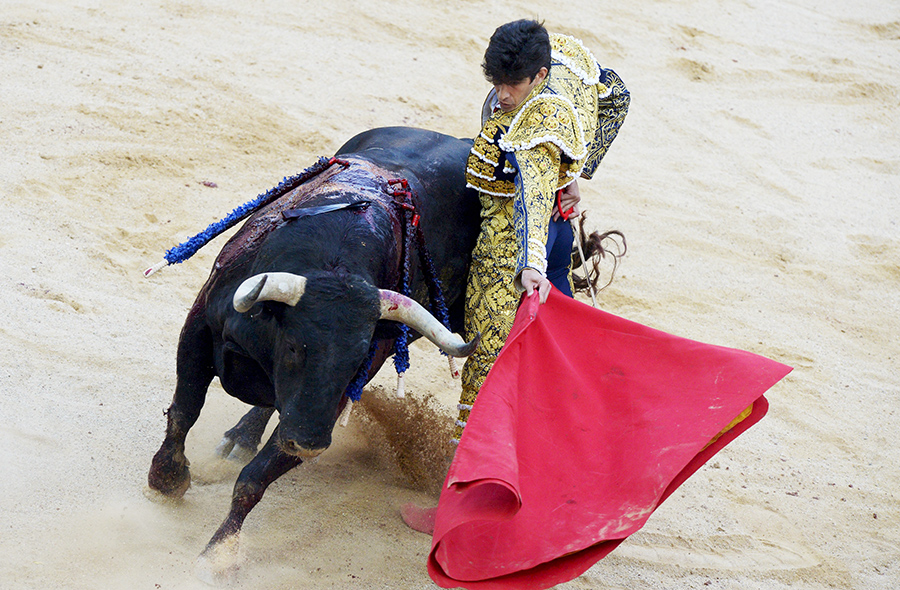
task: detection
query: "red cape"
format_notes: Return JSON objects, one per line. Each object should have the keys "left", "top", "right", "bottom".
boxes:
{"left": 428, "top": 288, "right": 792, "bottom": 589}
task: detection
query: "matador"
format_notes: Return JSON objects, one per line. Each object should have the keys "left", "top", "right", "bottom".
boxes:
{"left": 455, "top": 22, "right": 630, "bottom": 441}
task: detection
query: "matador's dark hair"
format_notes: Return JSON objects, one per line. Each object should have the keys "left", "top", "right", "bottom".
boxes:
{"left": 482, "top": 19, "right": 552, "bottom": 86}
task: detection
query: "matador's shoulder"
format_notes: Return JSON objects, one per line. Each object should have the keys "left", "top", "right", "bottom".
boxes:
{"left": 497, "top": 94, "right": 586, "bottom": 162}
{"left": 550, "top": 33, "right": 601, "bottom": 85}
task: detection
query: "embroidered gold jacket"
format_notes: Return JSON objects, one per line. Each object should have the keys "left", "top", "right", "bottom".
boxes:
{"left": 465, "top": 33, "right": 629, "bottom": 278}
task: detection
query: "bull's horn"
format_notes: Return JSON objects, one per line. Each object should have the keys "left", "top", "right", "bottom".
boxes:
{"left": 379, "top": 290, "right": 480, "bottom": 357}
{"left": 233, "top": 272, "right": 307, "bottom": 312}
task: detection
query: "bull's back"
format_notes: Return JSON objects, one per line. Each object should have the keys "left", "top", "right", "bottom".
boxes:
{"left": 336, "top": 126, "right": 469, "bottom": 172}
{"left": 336, "top": 125, "right": 478, "bottom": 239}
{"left": 337, "top": 126, "right": 480, "bottom": 328}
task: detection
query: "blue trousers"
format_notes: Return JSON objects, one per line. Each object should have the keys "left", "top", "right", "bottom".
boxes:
{"left": 545, "top": 217, "right": 574, "bottom": 297}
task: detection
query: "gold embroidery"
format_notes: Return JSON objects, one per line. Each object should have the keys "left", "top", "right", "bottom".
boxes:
{"left": 457, "top": 33, "right": 629, "bottom": 440}
{"left": 550, "top": 34, "right": 601, "bottom": 84}
{"left": 501, "top": 95, "right": 584, "bottom": 162}
{"left": 513, "top": 143, "right": 561, "bottom": 275}
{"left": 482, "top": 118, "right": 500, "bottom": 139}
{"left": 467, "top": 156, "right": 496, "bottom": 179}
{"left": 478, "top": 141, "right": 501, "bottom": 162}
{"left": 581, "top": 69, "right": 629, "bottom": 179}
{"left": 466, "top": 174, "right": 515, "bottom": 196}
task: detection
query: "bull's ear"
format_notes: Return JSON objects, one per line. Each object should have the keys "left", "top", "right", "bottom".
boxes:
{"left": 234, "top": 273, "right": 308, "bottom": 312}
{"left": 350, "top": 278, "right": 383, "bottom": 323}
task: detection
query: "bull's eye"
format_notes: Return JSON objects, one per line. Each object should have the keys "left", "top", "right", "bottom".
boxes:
{"left": 249, "top": 302, "right": 273, "bottom": 319}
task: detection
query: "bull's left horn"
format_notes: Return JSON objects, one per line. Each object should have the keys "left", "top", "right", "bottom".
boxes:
{"left": 233, "top": 272, "right": 308, "bottom": 312}
{"left": 379, "top": 290, "right": 480, "bottom": 357}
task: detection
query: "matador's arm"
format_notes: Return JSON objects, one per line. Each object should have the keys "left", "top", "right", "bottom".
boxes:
{"left": 581, "top": 68, "right": 630, "bottom": 180}
{"left": 509, "top": 142, "right": 562, "bottom": 289}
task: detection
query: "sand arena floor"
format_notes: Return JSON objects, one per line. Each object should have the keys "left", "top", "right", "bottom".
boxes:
{"left": 1, "top": 1, "right": 898, "bottom": 588}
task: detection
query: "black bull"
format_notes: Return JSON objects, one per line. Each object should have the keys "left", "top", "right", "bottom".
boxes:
{"left": 147, "top": 127, "right": 481, "bottom": 568}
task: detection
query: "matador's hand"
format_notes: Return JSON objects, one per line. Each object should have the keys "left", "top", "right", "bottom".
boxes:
{"left": 553, "top": 180, "right": 582, "bottom": 221}
{"left": 520, "top": 268, "right": 551, "bottom": 304}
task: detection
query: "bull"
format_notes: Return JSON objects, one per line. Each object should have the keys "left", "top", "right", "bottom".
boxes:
{"left": 146, "top": 126, "right": 481, "bottom": 577}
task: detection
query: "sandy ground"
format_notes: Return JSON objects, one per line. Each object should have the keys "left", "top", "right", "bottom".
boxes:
{"left": 1, "top": 1, "right": 898, "bottom": 588}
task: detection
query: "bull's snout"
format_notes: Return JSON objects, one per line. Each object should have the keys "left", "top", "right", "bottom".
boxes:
{"left": 276, "top": 404, "right": 334, "bottom": 460}
{"left": 278, "top": 433, "right": 330, "bottom": 459}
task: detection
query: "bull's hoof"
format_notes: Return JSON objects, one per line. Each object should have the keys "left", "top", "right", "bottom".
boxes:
{"left": 195, "top": 535, "right": 240, "bottom": 586}
{"left": 147, "top": 469, "right": 191, "bottom": 498}
{"left": 213, "top": 436, "right": 235, "bottom": 458}
{"left": 227, "top": 443, "right": 257, "bottom": 464}
{"left": 213, "top": 436, "right": 257, "bottom": 464}
{"left": 147, "top": 453, "right": 191, "bottom": 498}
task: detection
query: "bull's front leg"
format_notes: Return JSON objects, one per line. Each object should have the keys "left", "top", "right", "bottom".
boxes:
{"left": 196, "top": 426, "right": 302, "bottom": 583}
{"left": 214, "top": 405, "right": 276, "bottom": 463}
{"left": 147, "top": 317, "right": 215, "bottom": 498}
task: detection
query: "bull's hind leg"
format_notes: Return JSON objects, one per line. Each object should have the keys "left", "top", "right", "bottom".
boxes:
{"left": 148, "top": 316, "right": 215, "bottom": 498}
{"left": 196, "top": 426, "right": 302, "bottom": 583}
{"left": 214, "top": 406, "right": 276, "bottom": 463}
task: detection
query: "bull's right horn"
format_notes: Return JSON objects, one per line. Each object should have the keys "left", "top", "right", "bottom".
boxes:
{"left": 379, "top": 290, "right": 480, "bottom": 358}
{"left": 233, "top": 272, "right": 308, "bottom": 312}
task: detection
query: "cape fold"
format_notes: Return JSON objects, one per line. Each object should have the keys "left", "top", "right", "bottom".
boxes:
{"left": 428, "top": 288, "right": 791, "bottom": 589}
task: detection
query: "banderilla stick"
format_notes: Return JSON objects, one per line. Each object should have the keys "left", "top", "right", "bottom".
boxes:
{"left": 571, "top": 217, "right": 598, "bottom": 308}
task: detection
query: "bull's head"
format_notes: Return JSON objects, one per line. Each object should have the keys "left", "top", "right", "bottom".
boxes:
{"left": 231, "top": 272, "right": 478, "bottom": 459}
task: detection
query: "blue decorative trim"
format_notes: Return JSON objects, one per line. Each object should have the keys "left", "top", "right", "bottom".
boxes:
{"left": 413, "top": 223, "right": 453, "bottom": 357}
{"left": 162, "top": 157, "right": 331, "bottom": 265}
{"left": 393, "top": 325, "right": 411, "bottom": 375}
{"left": 508, "top": 151, "right": 529, "bottom": 277}
{"left": 344, "top": 338, "right": 378, "bottom": 402}
{"left": 393, "top": 195, "right": 415, "bottom": 377}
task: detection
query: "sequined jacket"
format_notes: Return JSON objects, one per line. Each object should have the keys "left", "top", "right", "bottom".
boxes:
{"left": 465, "top": 33, "right": 629, "bottom": 280}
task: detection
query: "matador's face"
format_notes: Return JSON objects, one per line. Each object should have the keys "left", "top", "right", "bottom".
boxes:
{"left": 493, "top": 67, "right": 548, "bottom": 112}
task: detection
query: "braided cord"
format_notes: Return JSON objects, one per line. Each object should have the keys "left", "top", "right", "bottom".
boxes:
{"left": 414, "top": 224, "right": 452, "bottom": 334}
{"left": 162, "top": 157, "right": 335, "bottom": 265}
{"left": 344, "top": 177, "right": 454, "bottom": 401}
{"left": 344, "top": 338, "right": 379, "bottom": 402}
{"left": 392, "top": 203, "right": 414, "bottom": 376}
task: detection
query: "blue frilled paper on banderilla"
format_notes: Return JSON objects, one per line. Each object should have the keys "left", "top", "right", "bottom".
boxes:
{"left": 428, "top": 288, "right": 791, "bottom": 590}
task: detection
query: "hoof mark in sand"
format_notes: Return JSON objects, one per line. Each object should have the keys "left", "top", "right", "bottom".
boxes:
{"left": 17, "top": 282, "right": 85, "bottom": 312}
{"left": 617, "top": 531, "right": 820, "bottom": 571}
{"left": 864, "top": 21, "right": 900, "bottom": 40}
{"left": 142, "top": 485, "right": 186, "bottom": 506}
{"left": 196, "top": 536, "right": 241, "bottom": 586}
{"left": 671, "top": 57, "right": 716, "bottom": 82}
